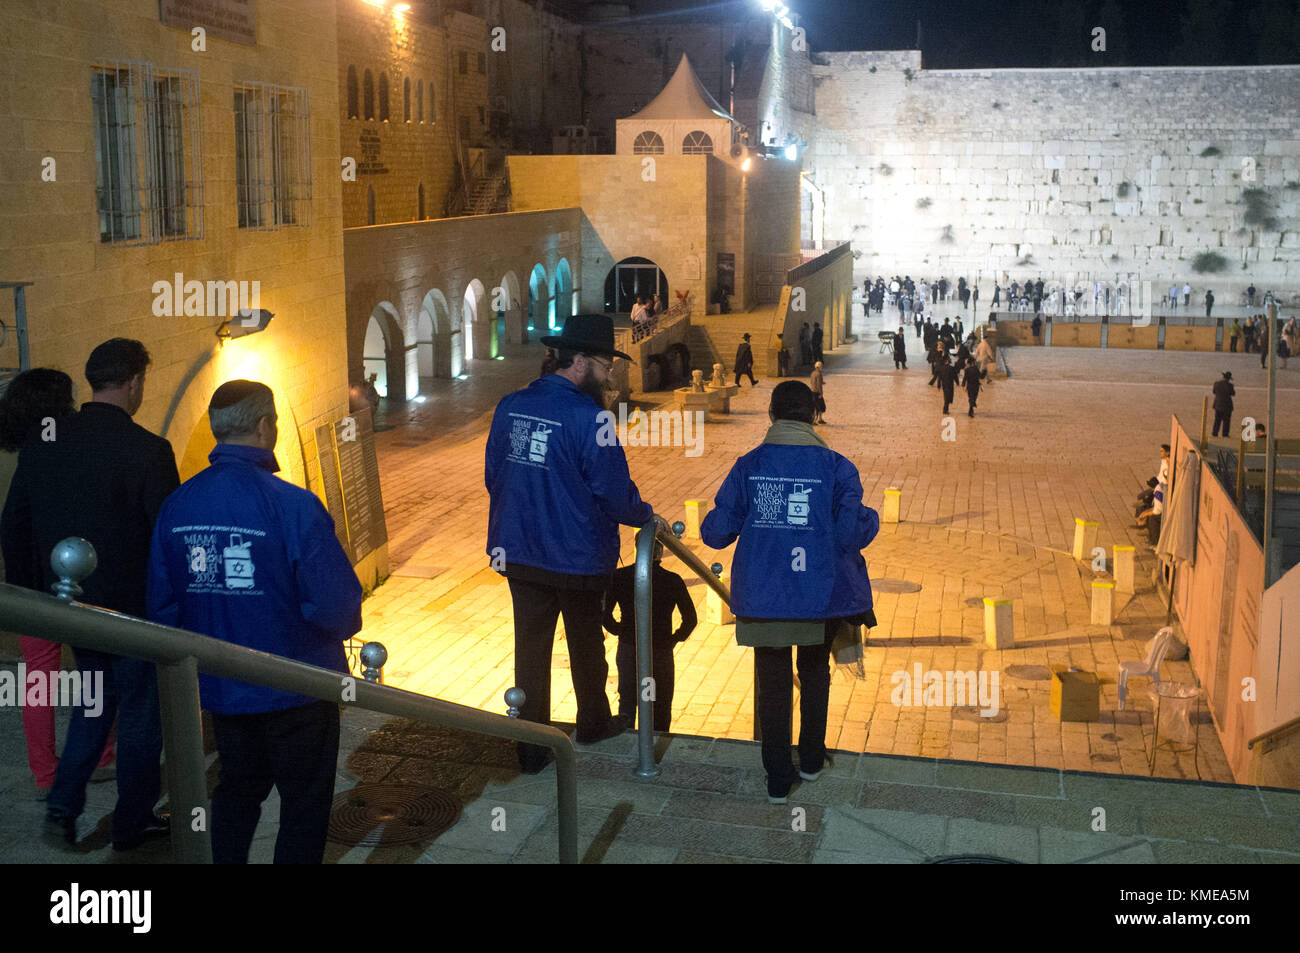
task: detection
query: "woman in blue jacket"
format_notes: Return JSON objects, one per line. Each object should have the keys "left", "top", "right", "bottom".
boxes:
{"left": 701, "top": 381, "right": 879, "bottom": 802}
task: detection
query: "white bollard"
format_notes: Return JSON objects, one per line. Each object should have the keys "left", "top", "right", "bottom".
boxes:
{"left": 1090, "top": 581, "right": 1115, "bottom": 625}
{"left": 1113, "top": 545, "right": 1135, "bottom": 593}
{"left": 883, "top": 487, "right": 901, "bottom": 523}
{"left": 983, "top": 598, "right": 1013, "bottom": 649}
{"left": 1071, "top": 518, "right": 1098, "bottom": 561}
{"left": 684, "top": 500, "right": 708, "bottom": 540}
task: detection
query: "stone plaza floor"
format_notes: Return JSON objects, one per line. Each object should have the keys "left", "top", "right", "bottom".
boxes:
{"left": 361, "top": 303, "right": 1300, "bottom": 785}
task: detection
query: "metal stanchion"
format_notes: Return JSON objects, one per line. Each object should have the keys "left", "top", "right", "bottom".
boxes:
{"left": 632, "top": 522, "right": 661, "bottom": 779}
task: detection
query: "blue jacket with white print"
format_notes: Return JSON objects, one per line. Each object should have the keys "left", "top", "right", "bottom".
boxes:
{"left": 700, "top": 429, "right": 878, "bottom": 620}
{"left": 485, "top": 374, "right": 652, "bottom": 579}
{"left": 147, "top": 443, "right": 362, "bottom": 714}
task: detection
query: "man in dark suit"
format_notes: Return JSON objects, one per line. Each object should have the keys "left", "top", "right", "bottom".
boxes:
{"left": 2, "top": 338, "right": 179, "bottom": 850}
{"left": 734, "top": 333, "right": 758, "bottom": 386}
{"left": 1211, "top": 371, "right": 1235, "bottom": 438}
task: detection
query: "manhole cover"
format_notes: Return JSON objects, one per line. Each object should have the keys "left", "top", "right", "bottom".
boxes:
{"left": 328, "top": 783, "right": 462, "bottom": 847}
{"left": 928, "top": 855, "right": 1022, "bottom": 864}
{"left": 1005, "top": 664, "right": 1052, "bottom": 681}
{"left": 872, "top": 578, "right": 922, "bottom": 594}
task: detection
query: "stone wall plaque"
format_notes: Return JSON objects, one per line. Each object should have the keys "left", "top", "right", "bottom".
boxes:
{"left": 160, "top": 0, "right": 257, "bottom": 46}
{"left": 315, "top": 408, "right": 388, "bottom": 565}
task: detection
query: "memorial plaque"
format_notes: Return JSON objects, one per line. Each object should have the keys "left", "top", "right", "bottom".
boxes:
{"left": 160, "top": 0, "right": 257, "bottom": 47}
{"left": 315, "top": 421, "right": 352, "bottom": 561}
{"left": 334, "top": 408, "right": 388, "bottom": 564}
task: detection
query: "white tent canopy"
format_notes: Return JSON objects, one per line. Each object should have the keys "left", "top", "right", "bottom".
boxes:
{"left": 616, "top": 54, "right": 737, "bottom": 158}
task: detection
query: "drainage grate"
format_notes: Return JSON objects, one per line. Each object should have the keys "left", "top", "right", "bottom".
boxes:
{"left": 927, "top": 854, "right": 1022, "bottom": 864}
{"left": 328, "top": 782, "right": 462, "bottom": 847}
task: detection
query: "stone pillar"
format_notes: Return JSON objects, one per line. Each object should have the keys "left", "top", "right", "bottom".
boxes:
{"left": 1113, "top": 545, "right": 1135, "bottom": 593}
{"left": 1071, "top": 518, "right": 1098, "bottom": 561}
{"left": 684, "top": 500, "right": 708, "bottom": 539}
{"left": 1090, "top": 581, "right": 1115, "bottom": 625}
{"left": 882, "top": 487, "right": 902, "bottom": 523}
{"left": 983, "top": 598, "right": 1013, "bottom": 649}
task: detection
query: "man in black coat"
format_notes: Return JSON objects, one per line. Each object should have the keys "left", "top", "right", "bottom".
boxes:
{"left": 963, "top": 361, "right": 984, "bottom": 417}
{"left": 734, "top": 333, "right": 758, "bottom": 386}
{"left": 893, "top": 326, "right": 908, "bottom": 370}
{"left": 936, "top": 355, "right": 958, "bottom": 414}
{"left": 1211, "top": 371, "right": 1234, "bottom": 437}
{"left": 2, "top": 338, "right": 179, "bottom": 851}
{"left": 811, "top": 323, "right": 824, "bottom": 363}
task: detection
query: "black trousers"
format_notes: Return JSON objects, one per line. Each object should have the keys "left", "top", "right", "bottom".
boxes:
{"left": 941, "top": 383, "right": 954, "bottom": 413}
{"left": 735, "top": 368, "right": 757, "bottom": 386}
{"left": 1213, "top": 410, "right": 1231, "bottom": 437}
{"left": 1230, "top": 336, "right": 1238, "bottom": 352}
{"left": 210, "top": 700, "right": 340, "bottom": 864}
{"left": 754, "top": 626, "right": 835, "bottom": 795}
{"left": 508, "top": 579, "right": 611, "bottom": 767}
{"left": 615, "top": 634, "right": 675, "bottom": 731}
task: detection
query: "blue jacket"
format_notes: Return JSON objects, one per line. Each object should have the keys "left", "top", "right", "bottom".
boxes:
{"left": 147, "top": 444, "right": 363, "bottom": 714}
{"left": 700, "top": 438, "right": 878, "bottom": 619}
{"left": 485, "top": 374, "right": 652, "bottom": 577}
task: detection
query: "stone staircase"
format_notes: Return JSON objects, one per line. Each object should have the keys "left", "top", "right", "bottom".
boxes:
{"left": 686, "top": 311, "right": 783, "bottom": 377}
{"left": 468, "top": 172, "right": 509, "bottom": 215}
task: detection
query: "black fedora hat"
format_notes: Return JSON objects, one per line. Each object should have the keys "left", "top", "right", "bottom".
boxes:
{"left": 540, "top": 314, "right": 633, "bottom": 361}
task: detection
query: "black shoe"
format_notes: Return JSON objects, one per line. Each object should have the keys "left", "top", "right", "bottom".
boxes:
{"left": 112, "top": 813, "right": 170, "bottom": 852}
{"left": 519, "top": 750, "right": 553, "bottom": 775}
{"left": 43, "top": 814, "right": 77, "bottom": 849}
{"left": 575, "top": 713, "right": 631, "bottom": 744}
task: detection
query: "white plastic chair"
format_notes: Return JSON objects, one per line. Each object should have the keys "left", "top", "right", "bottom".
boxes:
{"left": 1118, "top": 626, "right": 1174, "bottom": 710}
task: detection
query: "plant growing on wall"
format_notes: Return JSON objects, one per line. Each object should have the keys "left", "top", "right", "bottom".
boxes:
{"left": 1192, "top": 252, "right": 1228, "bottom": 273}
{"left": 940, "top": 225, "right": 955, "bottom": 243}
{"left": 1015, "top": 253, "right": 1034, "bottom": 266}
{"left": 902, "top": 67, "right": 914, "bottom": 81}
{"left": 916, "top": 197, "right": 932, "bottom": 209}
{"left": 1116, "top": 181, "right": 1131, "bottom": 197}
{"left": 869, "top": 66, "right": 877, "bottom": 73}
{"left": 878, "top": 163, "right": 893, "bottom": 176}
{"left": 1200, "top": 146, "right": 1221, "bottom": 157}
{"left": 1241, "top": 187, "right": 1279, "bottom": 230}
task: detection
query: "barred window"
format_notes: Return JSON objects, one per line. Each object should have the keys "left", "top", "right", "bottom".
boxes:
{"left": 91, "top": 62, "right": 203, "bottom": 244}
{"left": 682, "top": 130, "right": 713, "bottom": 154}
{"left": 234, "top": 83, "right": 312, "bottom": 229}
{"left": 633, "top": 131, "right": 664, "bottom": 154}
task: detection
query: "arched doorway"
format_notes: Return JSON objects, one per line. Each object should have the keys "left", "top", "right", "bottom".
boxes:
{"left": 604, "top": 257, "right": 668, "bottom": 314}
{"left": 527, "top": 264, "right": 548, "bottom": 333}
{"left": 554, "top": 258, "right": 573, "bottom": 327}
{"left": 363, "top": 302, "right": 403, "bottom": 398}
{"left": 419, "top": 289, "right": 453, "bottom": 379}
{"left": 497, "top": 271, "right": 523, "bottom": 350}
{"left": 462, "top": 279, "right": 487, "bottom": 369}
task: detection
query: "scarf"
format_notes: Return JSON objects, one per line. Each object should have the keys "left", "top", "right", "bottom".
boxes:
{"left": 762, "top": 418, "right": 827, "bottom": 447}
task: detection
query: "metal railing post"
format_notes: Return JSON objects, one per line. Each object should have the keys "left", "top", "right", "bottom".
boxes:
{"left": 155, "top": 655, "right": 212, "bottom": 863}
{"left": 632, "top": 521, "right": 660, "bottom": 779}
{"left": 506, "top": 687, "right": 577, "bottom": 864}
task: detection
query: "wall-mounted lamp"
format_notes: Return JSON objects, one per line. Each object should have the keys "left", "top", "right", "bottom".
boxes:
{"left": 216, "top": 308, "right": 274, "bottom": 342}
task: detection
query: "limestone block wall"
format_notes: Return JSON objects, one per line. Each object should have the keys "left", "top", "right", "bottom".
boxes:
{"left": 511, "top": 155, "right": 710, "bottom": 314}
{"left": 0, "top": 0, "right": 349, "bottom": 498}
{"left": 336, "top": 2, "right": 488, "bottom": 228}
{"left": 342, "top": 208, "right": 581, "bottom": 401}
{"left": 808, "top": 52, "right": 1300, "bottom": 304}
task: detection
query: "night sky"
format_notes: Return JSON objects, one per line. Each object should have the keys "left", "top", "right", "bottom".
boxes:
{"left": 614, "top": 0, "right": 1300, "bottom": 66}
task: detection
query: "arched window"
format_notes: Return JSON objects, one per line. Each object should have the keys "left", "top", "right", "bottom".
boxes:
{"left": 379, "top": 72, "right": 390, "bottom": 121}
{"left": 633, "top": 131, "right": 664, "bottom": 155}
{"left": 682, "top": 130, "right": 713, "bottom": 154}
{"left": 346, "top": 66, "right": 358, "bottom": 119}
{"left": 363, "top": 69, "right": 374, "bottom": 120}
{"left": 416, "top": 80, "right": 423, "bottom": 122}
{"left": 403, "top": 77, "right": 411, "bottom": 122}
{"left": 428, "top": 80, "right": 436, "bottom": 122}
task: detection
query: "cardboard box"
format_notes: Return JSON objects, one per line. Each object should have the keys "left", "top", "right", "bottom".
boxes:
{"left": 1051, "top": 667, "right": 1100, "bottom": 721}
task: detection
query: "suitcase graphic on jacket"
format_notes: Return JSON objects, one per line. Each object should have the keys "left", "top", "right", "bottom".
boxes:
{"left": 528, "top": 425, "right": 553, "bottom": 463}
{"left": 787, "top": 484, "right": 810, "bottom": 525}
{"left": 223, "top": 534, "right": 255, "bottom": 589}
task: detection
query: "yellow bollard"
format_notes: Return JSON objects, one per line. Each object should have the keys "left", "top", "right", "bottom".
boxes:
{"left": 706, "top": 568, "right": 733, "bottom": 624}
{"left": 983, "top": 598, "right": 1013, "bottom": 649}
{"left": 883, "top": 487, "right": 902, "bottom": 523}
{"left": 1071, "top": 518, "right": 1098, "bottom": 561}
{"left": 1113, "top": 546, "right": 1135, "bottom": 593}
{"left": 1090, "top": 581, "right": 1115, "bottom": 625}
{"left": 684, "top": 500, "right": 708, "bottom": 540}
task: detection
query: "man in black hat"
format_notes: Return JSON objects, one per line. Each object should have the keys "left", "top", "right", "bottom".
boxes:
{"left": 735, "top": 333, "right": 758, "bottom": 386}
{"left": 485, "top": 315, "right": 653, "bottom": 772}
{"left": 1211, "top": 371, "right": 1235, "bottom": 438}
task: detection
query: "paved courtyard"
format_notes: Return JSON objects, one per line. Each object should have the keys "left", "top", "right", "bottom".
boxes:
{"left": 358, "top": 304, "right": 1300, "bottom": 786}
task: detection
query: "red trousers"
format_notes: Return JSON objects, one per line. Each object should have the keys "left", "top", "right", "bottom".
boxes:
{"left": 19, "top": 636, "right": 115, "bottom": 788}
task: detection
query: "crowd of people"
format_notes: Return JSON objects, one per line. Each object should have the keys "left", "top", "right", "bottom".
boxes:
{"left": 1, "top": 339, "right": 361, "bottom": 863}
{"left": 1228, "top": 314, "right": 1299, "bottom": 367}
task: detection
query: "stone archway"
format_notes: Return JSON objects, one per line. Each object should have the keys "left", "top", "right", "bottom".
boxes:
{"left": 419, "top": 289, "right": 453, "bottom": 380}
{"left": 462, "top": 279, "right": 487, "bottom": 369}
{"left": 603, "top": 256, "right": 668, "bottom": 314}
{"left": 499, "top": 270, "right": 524, "bottom": 349}
{"left": 527, "top": 263, "right": 548, "bottom": 333}
{"left": 364, "top": 302, "right": 405, "bottom": 400}
{"left": 554, "top": 258, "right": 573, "bottom": 326}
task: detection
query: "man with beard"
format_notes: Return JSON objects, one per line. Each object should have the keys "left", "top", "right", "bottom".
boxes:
{"left": 485, "top": 315, "right": 651, "bottom": 772}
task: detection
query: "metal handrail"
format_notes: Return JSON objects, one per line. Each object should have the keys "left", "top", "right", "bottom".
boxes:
{"left": 631, "top": 516, "right": 731, "bottom": 776}
{"left": 0, "top": 576, "right": 579, "bottom": 863}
